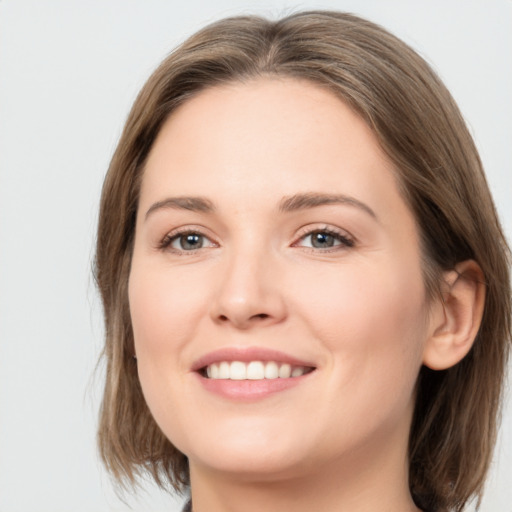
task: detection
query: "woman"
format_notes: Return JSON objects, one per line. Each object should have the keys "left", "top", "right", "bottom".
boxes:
{"left": 94, "top": 11, "right": 511, "bottom": 512}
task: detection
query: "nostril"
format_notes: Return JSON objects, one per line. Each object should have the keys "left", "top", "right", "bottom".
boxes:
{"left": 217, "top": 312, "right": 269, "bottom": 324}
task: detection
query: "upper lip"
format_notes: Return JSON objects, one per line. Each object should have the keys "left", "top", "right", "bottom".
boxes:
{"left": 191, "top": 347, "right": 316, "bottom": 372}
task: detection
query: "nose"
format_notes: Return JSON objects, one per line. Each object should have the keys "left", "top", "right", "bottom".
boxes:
{"left": 209, "top": 246, "right": 287, "bottom": 330}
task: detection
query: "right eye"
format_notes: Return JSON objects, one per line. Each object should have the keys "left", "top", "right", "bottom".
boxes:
{"left": 160, "top": 230, "right": 216, "bottom": 253}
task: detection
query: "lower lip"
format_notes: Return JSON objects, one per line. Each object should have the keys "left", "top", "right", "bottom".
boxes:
{"left": 196, "top": 372, "right": 313, "bottom": 401}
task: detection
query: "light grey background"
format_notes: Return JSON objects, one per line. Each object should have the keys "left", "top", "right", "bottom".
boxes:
{"left": 0, "top": 1, "right": 510, "bottom": 511}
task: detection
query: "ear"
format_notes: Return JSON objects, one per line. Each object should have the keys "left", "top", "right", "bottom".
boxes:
{"left": 423, "top": 260, "right": 485, "bottom": 371}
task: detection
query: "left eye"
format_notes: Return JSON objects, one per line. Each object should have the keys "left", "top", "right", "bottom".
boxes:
{"left": 297, "top": 230, "right": 353, "bottom": 249}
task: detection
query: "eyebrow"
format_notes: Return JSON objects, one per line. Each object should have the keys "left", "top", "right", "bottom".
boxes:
{"left": 145, "top": 196, "right": 215, "bottom": 220}
{"left": 279, "top": 192, "right": 377, "bottom": 219}
{"left": 144, "top": 192, "right": 377, "bottom": 220}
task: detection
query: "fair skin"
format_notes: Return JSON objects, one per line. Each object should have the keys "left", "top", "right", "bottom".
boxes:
{"left": 129, "top": 78, "right": 483, "bottom": 512}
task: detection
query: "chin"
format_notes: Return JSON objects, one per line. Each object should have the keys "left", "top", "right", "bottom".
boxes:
{"left": 181, "top": 419, "right": 314, "bottom": 479}
{"left": 190, "top": 448, "right": 310, "bottom": 483}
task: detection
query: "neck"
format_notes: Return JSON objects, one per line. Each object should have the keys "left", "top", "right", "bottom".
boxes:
{"left": 188, "top": 430, "right": 420, "bottom": 512}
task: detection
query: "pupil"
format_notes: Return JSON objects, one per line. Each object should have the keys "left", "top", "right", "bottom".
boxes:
{"left": 312, "top": 232, "right": 334, "bottom": 248}
{"left": 181, "top": 234, "right": 202, "bottom": 250}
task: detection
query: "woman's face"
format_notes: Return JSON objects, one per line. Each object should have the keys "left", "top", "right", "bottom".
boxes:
{"left": 129, "top": 78, "right": 436, "bottom": 480}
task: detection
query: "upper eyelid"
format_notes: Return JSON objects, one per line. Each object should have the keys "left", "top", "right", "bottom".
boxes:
{"left": 163, "top": 225, "right": 216, "bottom": 239}
{"left": 293, "top": 224, "right": 355, "bottom": 242}
{"left": 166, "top": 230, "right": 215, "bottom": 243}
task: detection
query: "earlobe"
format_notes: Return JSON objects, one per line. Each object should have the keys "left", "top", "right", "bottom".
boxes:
{"left": 422, "top": 260, "right": 486, "bottom": 371}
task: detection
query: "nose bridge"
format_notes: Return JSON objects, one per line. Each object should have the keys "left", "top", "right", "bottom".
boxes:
{"left": 210, "top": 238, "right": 286, "bottom": 328}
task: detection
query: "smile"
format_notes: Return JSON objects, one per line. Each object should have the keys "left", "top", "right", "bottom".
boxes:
{"left": 192, "top": 348, "right": 317, "bottom": 400}
{"left": 204, "top": 361, "right": 314, "bottom": 380}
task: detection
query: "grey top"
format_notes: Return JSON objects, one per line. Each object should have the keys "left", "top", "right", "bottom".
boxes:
{"left": 180, "top": 497, "right": 431, "bottom": 511}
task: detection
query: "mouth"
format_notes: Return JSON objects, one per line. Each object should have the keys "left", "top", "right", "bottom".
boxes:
{"left": 200, "top": 360, "right": 315, "bottom": 380}
{"left": 192, "top": 348, "right": 317, "bottom": 399}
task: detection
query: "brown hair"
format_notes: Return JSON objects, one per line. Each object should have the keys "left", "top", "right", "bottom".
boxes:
{"left": 95, "top": 11, "right": 511, "bottom": 511}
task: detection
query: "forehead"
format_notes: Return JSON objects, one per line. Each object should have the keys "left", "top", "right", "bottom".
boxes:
{"left": 140, "top": 77, "right": 408, "bottom": 224}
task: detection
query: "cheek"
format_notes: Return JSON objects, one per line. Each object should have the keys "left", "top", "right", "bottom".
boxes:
{"left": 293, "top": 262, "right": 428, "bottom": 450}
{"left": 127, "top": 262, "right": 206, "bottom": 442}
{"left": 128, "top": 262, "right": 209, "bottom": 359}
{"left": 292, "top": 258, "right": 428, "bottom": 387}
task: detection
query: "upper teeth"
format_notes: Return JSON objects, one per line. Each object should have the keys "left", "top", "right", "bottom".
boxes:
{"left": 205, "top": 361, "right": 309, "bottom": 380}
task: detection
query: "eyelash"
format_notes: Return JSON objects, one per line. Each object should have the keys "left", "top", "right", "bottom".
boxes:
{"left": 158, "top": 226, "right": 355, "bottom": 254}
